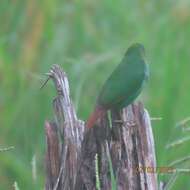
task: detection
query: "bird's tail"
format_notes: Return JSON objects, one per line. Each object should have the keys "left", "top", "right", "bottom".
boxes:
{"left": 86, "top": 106, "right": 106, "bottom": 129}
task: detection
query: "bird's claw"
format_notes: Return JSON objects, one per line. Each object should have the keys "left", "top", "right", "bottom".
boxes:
{"left": 113, "top": 120, "right": 136, "bottom": 126}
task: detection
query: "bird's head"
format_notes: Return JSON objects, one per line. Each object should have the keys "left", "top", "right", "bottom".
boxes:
{"left": 125, "top": 43, "right": 145, "bottom": 59}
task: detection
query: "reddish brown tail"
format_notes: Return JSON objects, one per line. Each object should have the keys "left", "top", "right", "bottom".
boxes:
{"left": 86, "top": 106, "right": 106, "bottom": 129}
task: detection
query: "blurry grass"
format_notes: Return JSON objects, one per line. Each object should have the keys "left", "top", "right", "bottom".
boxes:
{"left": 0, "top": 0, "right": 190, "bottom": 189}
{"left": 95, "top": 154, "right": 101, "bottom": 190}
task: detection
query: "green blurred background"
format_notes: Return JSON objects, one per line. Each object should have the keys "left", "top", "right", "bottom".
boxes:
{"left": 0, "top": 0, "right": 190, "bottom": 189}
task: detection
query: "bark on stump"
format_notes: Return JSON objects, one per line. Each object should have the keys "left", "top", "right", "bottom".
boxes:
{"left": 44, "top": 65, "right": 157, "bottom": 190}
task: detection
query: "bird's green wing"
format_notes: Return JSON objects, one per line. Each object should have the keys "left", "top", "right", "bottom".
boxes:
{"left": 97, "top": 55, "right": 148, "bottom": 109}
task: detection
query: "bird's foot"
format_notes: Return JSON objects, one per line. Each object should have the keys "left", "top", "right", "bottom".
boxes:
{"left": 113, "top": 120, "right": 136, "bottom": 126}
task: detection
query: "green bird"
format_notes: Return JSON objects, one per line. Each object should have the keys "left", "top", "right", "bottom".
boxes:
{"left": 86, "top": 43, "right": 149, "bottom": 129}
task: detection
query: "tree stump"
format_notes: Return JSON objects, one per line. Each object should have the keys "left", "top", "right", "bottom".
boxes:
{"left": 44, "top": 65, "right": 157, "bottom": 190}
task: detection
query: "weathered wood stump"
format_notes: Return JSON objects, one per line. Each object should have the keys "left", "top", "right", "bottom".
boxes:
{"left": 44, "top": 65, "right": 157, "bottom": 190}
